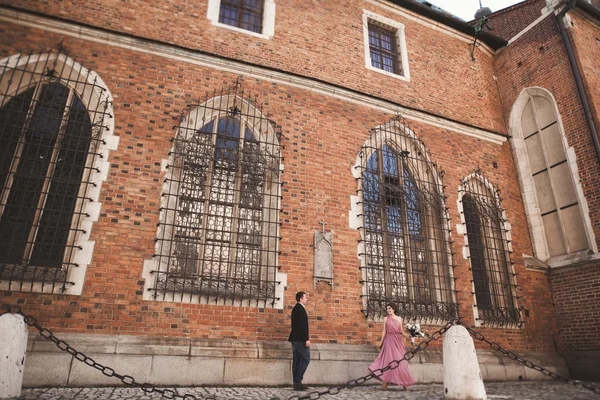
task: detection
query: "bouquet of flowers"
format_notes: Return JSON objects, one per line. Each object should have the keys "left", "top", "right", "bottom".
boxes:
{"left": 406, "top": 323, "right": 427, "bottom": 344}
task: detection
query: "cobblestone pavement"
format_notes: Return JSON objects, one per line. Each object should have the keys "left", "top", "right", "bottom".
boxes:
{"left": 18, "top": 381, "right": 600, "bottom": 400}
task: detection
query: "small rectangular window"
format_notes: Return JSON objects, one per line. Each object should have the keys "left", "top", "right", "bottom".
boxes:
{"left": 208, "top": 0, "right": 275, "bottom": 39}
{"left": 362, "top": 11, "right": 410, "bottom": 81}
{"left": 218, "top": 0, "right": 264, "bottom": 34}
{"left": 368, "top": 24, "right": 400, "bottom": 75}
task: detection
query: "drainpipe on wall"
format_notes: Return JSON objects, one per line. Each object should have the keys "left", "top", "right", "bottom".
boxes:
{"left": 556, "top": 0, "right": 600, "bottom": 165}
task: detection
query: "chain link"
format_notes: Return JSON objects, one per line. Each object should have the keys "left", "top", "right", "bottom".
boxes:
{"left": 457, "top": 320, "right": 600, "bottom": 396}
{"left": 2, "top": 307, "right": 217, "bottom": 400}
{"left": 1, "top": 306, "right": 456, "bottom": 400}
{"left": 4, "top": 305, "right": 598, "bottom": 399}
{"left": 282, "top": 319, "right": 456, "bottom": 400}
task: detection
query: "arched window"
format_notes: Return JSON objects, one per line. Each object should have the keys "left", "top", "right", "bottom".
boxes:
{"left": 357, "top": 117, "right": 456, "bottom": 320}
{"left": 0, "top": 51, "right": 115, "bottom": 294}
{"left": 459, "top": 172, "right": 520, "bottom": 328}
{"left": 510, "top": 88, "right": 594, "bottom": 262}
{"left": 145, "top": 84, "right": 283, "bottom": 308}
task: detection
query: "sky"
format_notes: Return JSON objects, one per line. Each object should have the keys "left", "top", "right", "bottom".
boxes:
{"left": 426, "top": 0, "right": 525, "bottom": 21}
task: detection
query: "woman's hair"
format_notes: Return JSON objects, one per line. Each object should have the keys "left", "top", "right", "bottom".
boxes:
{"left": 385, "top": 302, "right": 399, "bottom": 316}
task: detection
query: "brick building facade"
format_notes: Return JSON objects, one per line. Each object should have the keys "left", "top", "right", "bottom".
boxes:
{"left": 0, "top": 0, "right": 597, "bottom": 386}
{"left": 490, "top": 0, "right": 600, "bottom": 380}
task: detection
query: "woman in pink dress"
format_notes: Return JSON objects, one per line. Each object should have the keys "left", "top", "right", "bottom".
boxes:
{"left": 368, "top": 303, "right": 415, "bottom": 390}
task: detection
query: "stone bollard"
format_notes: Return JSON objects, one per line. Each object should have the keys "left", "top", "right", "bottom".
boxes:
{"left": 443, "top": 325, "right": 486, "bottom": 400}
{"left": 0, "top": 313, "right": 28, "bottom": 399}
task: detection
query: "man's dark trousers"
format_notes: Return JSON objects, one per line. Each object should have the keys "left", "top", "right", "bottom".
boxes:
{"left": 291, "top": 341, "right": 310, "bottom": 384}
{"left": 289, "top": 301, "right": 310, "bottom": 385}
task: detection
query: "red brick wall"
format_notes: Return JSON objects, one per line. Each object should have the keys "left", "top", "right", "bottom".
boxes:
{"left": 493, "top": 9, "right": 600, "bottom": 355}
{"left": 568, "top": 11, "right": 600, "bottom": 262}
{"left": 0, "top": 0, "right": 506, "bottom": 133}
{"left": 494, "top": 15, "right": 600, "bottom": 248}
{"left": 0, "top": 22, "right": 561, "bottom": 352}
{"left": 550, "top": 264, "right": 600, "bottom": 351}
{"left": 570, "top": 10, "right": 600, "bottom": 179}
{"left": 486, "top": 0, "right": 546, "bottom": 41}
{"left": 550, "top": 10, "right": 600, "bottom": 354}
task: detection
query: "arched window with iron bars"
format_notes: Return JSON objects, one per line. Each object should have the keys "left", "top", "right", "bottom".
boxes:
{"left": 357, "top": 117, "right": 456, "bottom": 321}
{"left": 459, "top": 172, "right": 521, "bottom": 328}
{"left": 146, "top": 83, "right": 283, "bottom": 308}
{"left": 0, "top": 51, "right": 113, "bottom": 294}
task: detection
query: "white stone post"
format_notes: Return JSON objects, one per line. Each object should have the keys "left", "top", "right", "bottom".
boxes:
{"left": 0, "top": 313, "right": 28, "bottom": 399}
{"left": 443, "top": 325, "right": 486, "bottom": 400}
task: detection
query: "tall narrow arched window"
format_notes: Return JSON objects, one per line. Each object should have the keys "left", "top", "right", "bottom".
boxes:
{"left": 459, "top": 173, "right": 520, "bottom": 328}
{"left": 521, "top": 95, "right": 589, "bottom": 257}
{"left": 511, "top": 89, "right": 594, "bottom": 262}
{"left": 0, "top": 51, "right": 115, "bottom": 294}
{"left": 357, "top": 117, "right": 456, "bottom": 320}
{"left": 145, "top": 84, "right": 283, "bottom": 308}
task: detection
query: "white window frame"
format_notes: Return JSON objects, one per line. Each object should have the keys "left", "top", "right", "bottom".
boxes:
{"left": 0, "top": 52, "right": 118, "bottom": 295}
{"left": 362, "top": 10, "right": 410, "bottom": 81}
{"left": 207, "top": 0, "right": 276, "bottom": 39}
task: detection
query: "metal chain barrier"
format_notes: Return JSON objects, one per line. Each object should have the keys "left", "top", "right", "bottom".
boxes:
{"left": 2, "top": 306, "right": 455, "bottom": 400}
{"left": 2, "top": 306, "right": 216, "bottom": 400}
{"left": 279, "top": 319, "right": 456, "bottom": 400}
{"left": 457, "top": 320, "right": 600, "bottom": 396}
{"left": 7, "top": 304, "right": 597, "bottom": 399}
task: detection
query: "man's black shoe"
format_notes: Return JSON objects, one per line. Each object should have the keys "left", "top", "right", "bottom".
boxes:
{"left": 293, "top": 384, "right": 309, "bottom": 391}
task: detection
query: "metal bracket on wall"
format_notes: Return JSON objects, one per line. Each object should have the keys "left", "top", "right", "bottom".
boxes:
{"left": 470, "top": 16, "right": 492, "bottom": 61}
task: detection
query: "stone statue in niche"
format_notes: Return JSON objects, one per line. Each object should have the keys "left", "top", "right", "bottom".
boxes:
{"left": 314, "top": 219, "right": 333, "bottom": 288}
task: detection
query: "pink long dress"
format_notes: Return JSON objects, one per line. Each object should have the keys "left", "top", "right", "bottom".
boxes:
{"left": 368, "top": 316, "right": 415, "bottom": 387}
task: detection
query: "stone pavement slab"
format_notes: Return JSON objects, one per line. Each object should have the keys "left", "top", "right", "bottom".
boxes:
{"left": 17, "top": 381, "right": 600, "bottom": 400}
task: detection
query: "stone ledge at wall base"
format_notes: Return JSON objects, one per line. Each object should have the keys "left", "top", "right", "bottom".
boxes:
{"left": 22, "top": 333, "right": 570, "bottom": 388}
{"left": 564, "top": 351, "right": 600, "bottom": 382}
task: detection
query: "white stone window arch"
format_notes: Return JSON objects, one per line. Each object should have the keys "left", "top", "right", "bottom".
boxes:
{"left": 0, "top": 51, "right": 118, "bottom": 294}
{"left": 142, "top": 91, "right": 286, "bottom": 308}
{"left": 456, "top": 172, "right": 521, "bottom": 328}
{"left": 350, "top": 117, "right": 456, "bottom": 322}
{"left": 509, "top": 87, "right": 596, "bottom": 266}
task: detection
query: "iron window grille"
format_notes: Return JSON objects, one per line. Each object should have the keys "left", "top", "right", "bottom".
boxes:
{"left": 0, "top": 50, "right": 111, "bottom": 293}
{"left": 460, "top": 171, "right": 522, "bottom": 328}
{"left": 357, "top": 116, "right": 457, "bottom": 321}
{"left": 149, "top": 82, "right": 282, "bottom": 307}
{"left": 219, "top": 0, "right": 264, "bottom": 34}
{"left": 368, "top": 23, "right": 401, "bottom": 75}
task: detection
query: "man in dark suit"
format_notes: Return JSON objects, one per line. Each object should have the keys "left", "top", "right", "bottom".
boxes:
{"left": 288, "top": 291, "right": 310, "bottom": 391}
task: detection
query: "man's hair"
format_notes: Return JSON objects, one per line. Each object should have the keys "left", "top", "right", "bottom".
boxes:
{"left": 296, "top": 291, "right": 306, "bottom": 302}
